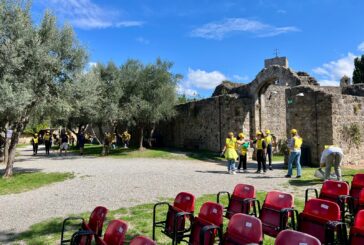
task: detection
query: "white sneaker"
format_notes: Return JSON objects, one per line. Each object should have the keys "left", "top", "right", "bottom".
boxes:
{"left": 232, "top": 171, "right": 236, "bottom": 175}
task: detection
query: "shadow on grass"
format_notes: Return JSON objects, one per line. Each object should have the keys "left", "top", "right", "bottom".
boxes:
{"left": 289, "top": 178, "right": 322, "bottom": 186}
{"left": 0, "top": 167, "right": 41, "bottom": 175}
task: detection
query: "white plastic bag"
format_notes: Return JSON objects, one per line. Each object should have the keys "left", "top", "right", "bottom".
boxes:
{"left": 314, "top": 168, "right": 337, "bottom": 180}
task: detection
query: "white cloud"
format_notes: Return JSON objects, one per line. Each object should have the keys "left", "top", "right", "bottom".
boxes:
{"left": 185, "top": 68, "right": 227, "bottom": 89}
{"left": 136, "top": 37, "right": 150, "bottom": 45}
{"left": 116, "top": 21, "right": 144, "bottom": 27}
{"left": 176, "top": 84, "right": 198, "bottom": 97}
{"left": 313, "top": 53, "right": 357, "bottom": 86}
{"left": 88, "top": 62, "right": 97, "bottom": 69}
{"left": 358, "top": 42, "right": 364, "bottom": 52}
{"left": 190, "top": 18, "right": 299, "bottom": 40}
{"left": 38, "top": 0, "right": 143, "bottom": 29}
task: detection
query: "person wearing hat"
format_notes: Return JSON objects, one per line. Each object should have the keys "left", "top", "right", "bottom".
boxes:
{"left": 237, "top": 133, "right": 250, "bottom": 172}
{"left": 32, "top": 133, "right": 39, "bottom": 155}
{"left": 43, "top": 130, "right": 52, "bottom": 156}
{"left": 286, "top": 129, "right": 303, "bottom": 178}
{"left": 221, "top": 132, "right": 239, "bottom": 174}
{"left": 320, "top": 145, "right": 344, "bottom": 181}
{"left": 254, "top": 131, "right": 267, "bottom": 173}
{"left": 265, "top": 129, "right": 274, "bottom": 170}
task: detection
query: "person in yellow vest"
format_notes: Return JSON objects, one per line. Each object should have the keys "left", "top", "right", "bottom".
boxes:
{"left": 43, "top": 130, "right": 52, "bottom": 156}
{"left": 121, "top": 130, "right": 131, "bottom": 149}
{"left": 221, "top": 132, "right": 239, "bottom": 174}
{"left": 254, "top": 131, "right": 267, "bottom": 173}
{"left": 32, "top": 133, "right": 39, "bottom": 155}
{"left": 237, "top": 133, "right": 250, "bottom": 173}
{"left": 285, "top": 129, "right": 303, "bottom": 178}
{"left": 265, "top": 129, "right": 274, "bottom": 170}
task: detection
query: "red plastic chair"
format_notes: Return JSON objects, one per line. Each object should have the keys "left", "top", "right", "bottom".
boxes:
{"left": 223, "top": 213, "right": 263, "bottom": 245}
{"left": 351, "top": 174, "right": 364, "bottom": 212}
{"left": 188, "top": 201, "right": 224, "bottom": 245}
{"left": 259, "top": 191, "right": 296, "bottom": 237}
{"left": 61, "top": 206, "right": 108, "bottom": 245}
{"left": 152, "top": 192, "right": 195, "bottom": 244}
{"left": 350, "top": 209, "right": 364, "bottom": 245}
{"left": 95, "top": 220, "right": 128, "bottom": 245}
{"left": 130, "top": 236, "right": 157, "bottom": 245}
{"left": 305, "top": 180, "right": 350, "bottom": 222}
{"left": 298, "top": 199, "right": 347, "bottom": 244}
{"left": 217, "top": 184, "right": 259, "bottom": 219}
{"left": 275, "top": 230, "right": 321, "bottom": 245}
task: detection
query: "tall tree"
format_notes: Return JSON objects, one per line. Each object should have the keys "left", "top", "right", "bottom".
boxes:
{"left": 120, "top": 59, "right": 180, "bottom": 150}
{"left": 0, "top": 1, "right": 87, "bottom": 177}
{"left": 353, "top": 55, "right": 364, "bottom": 84}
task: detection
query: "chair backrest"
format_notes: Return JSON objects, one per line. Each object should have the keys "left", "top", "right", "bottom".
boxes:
{"left": 232, "top": 184, "right": 256, "bottom": 199}
{"left": 263, "top": 191, "right": 294, "bottom": 210}
{"left": 298, "top": 199, "right": 341, "bottom": 243}
{"left": 275, "top": 230, "right": 321, "bottom": 245}
{"left": 102, "top": 220, "right": 128, "bottom": 245}
{"left": 260, "top": 191, "right": 294, "bottom": 237}
{"left": 198, "top": 202, "right": 224, "bottom": 226}
{"left": 359, "top": 189, "right": 364, "bottom": 207}
{"left": 225, "top": 213, "right": 263, "bottom": 244}
{"left": 88, "top": 206, "right": 108, "bottom": 236}
{"left": 302, "top": 198, "right": 341, "bottom": 221}
{"left": 320, "top": 180, "right": 349, "bottom": 202}
{"left": 351, "top": 174, "right": 364, "bottom": 198}
{"left": 173, "top": 192, "right": 195, "bottom": 213}
{"left": 130, "top": 236, "right": 156, "bottom": 245}
{"left": 350, "top": 210, "right": 364, "bottom": 245}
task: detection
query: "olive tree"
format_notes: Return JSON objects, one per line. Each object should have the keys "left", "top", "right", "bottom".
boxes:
{"left": 0, "top": 1, "right": 87, "bottom": 177}
{"left": 120, "top": 59, "right": 180, "bottom": 150}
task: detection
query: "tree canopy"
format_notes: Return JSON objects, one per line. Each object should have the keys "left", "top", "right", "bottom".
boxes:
{"left": 353, "top": 55, "right": 364, "bottom": 84}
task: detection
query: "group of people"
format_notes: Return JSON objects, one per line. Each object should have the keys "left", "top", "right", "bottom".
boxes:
{"left": 31, "top": 129, "right": 86, "bottom": 156}
{"left": 221, "top": 128, "right": 344, "bottom": 180}
{"left": 31, "top": 129, "right": 132, "bottom": 156}
{"left": 221, "top": 129, "right": 275, "bottom": 175}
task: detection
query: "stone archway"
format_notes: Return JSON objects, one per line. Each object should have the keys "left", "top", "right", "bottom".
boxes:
{"left": 248, "top": 65, "right": 304, "bottom": 141}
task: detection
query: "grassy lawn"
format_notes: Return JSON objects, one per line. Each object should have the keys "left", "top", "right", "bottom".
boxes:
{"left": 272, "top": 154, "right": 284, "bottom": 162}
{"left": 0, "top": 172, "right": 74, "bottom": 195}
{"left": 14, "top": 191, "right": 305, "bottom": 245}
{"left": 16, "top": 143, "right": 30, "bottom": 149}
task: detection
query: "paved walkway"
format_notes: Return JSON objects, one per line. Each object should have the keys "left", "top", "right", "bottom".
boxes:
{"left": 0, "top": 146, "right": 290, "bottom": 241}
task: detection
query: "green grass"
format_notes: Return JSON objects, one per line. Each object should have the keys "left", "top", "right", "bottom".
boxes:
{"left": 13, "top": 191, "right": 306, "bottom": 245}
{"left": 272, "top": 154, "right": 284, "bottom": 162}
{"left": 16, "top": 143, "right": 30, "bottom": 148}
{"left": 0, "top": 172, "right": 74, "bottom": 195}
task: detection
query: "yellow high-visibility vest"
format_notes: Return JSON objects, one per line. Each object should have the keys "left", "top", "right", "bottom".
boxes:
{"left": 226, "top": 138, "right": 237, "bottom": 149}
{"left": 265, "top": 135, "right": 272, "bottom": 145}
{"left": 256, "top": 139, "right": 265, "bottom": 150}
{"left": 293, "top": 136, "right": 303, "bottom": 149}
{"left": 33, "top": 137, "right": 39, "bottom": 144}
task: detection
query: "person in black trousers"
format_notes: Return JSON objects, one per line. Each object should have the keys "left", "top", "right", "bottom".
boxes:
{"left": 255, "top": 131, "right": 267, "bottom": 173}
{"left": 265, "top": 129, "right": 274, "bottom": 170}
{"left": 237, "top": 133, "right": 250, "bottom": 172}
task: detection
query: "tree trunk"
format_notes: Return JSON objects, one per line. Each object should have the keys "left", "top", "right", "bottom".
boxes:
{"left": 3, "top": 129, "right": 21, "bottom": 178}
{"left": 3, "top": 137, "right": 10, "bottom": 166}
{"left": 139, "top": 126, "right": 145, "bottom": 151}
{"left": 147, "top": 125, "right": 155, "bottom": 148}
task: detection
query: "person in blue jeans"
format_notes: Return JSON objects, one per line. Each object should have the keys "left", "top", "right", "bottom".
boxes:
{"left": 285, "top": 129, "right": 303, "bottom": 178}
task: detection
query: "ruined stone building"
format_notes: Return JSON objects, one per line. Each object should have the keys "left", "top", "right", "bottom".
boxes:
{"left": 159, "top": 57, "right": 364, "bottom": 165}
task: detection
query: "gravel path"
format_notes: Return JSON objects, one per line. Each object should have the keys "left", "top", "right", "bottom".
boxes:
{"left": 0, "top": 146, "right": 290, "bottom": 241}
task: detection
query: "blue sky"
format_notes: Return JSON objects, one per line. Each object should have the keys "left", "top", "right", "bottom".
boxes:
{"left": 32, "top": 0, "right": 364, "bottom": 97}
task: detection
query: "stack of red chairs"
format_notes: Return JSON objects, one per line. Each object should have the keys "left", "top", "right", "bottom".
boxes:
{"left": 305, "top": 180, "right": 350, "bottom": 222}
{"left": 217, "top": 184, "right": 259, "bottom": 219}
{"left": 350, "top": 174, "right": 364, "bottom": 215}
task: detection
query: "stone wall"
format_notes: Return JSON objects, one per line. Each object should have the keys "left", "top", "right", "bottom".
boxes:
{"left": 159, "top": 95, "right": 251, "bottom": 151}
{"left": 259, "top": 85, "right": 287, "bottom": 140}
{"left": 331, "top": 94, "right": 364, "bottom": 164}
{"left": 286, "top": 86, "right": 334, "bottom": 165}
